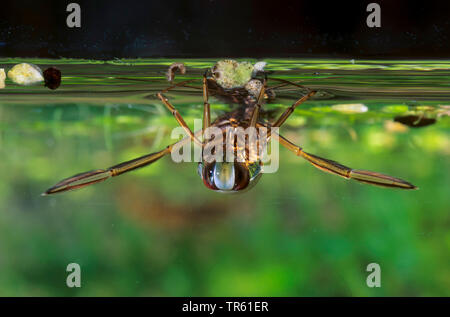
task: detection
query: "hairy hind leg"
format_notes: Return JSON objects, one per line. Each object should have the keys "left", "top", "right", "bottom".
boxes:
{"left": 272, "top": 131, "right": 417, "bottom": 189}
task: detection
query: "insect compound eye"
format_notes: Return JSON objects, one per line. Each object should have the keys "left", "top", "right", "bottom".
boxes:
{"left": 232, "top": 162, "right": 251, "bottom": 191}
{"left": 200, "top": 162, "right": 218, "bottom": 190}
{"left": 213, "top": 162, "right": 236, "bottom": 191}
{"left": 199, "top": 161, "right": 259, "bottom": 192}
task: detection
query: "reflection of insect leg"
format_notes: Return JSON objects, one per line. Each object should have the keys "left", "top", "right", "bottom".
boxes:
{"left": 157, "top": 92, "right": 202, "bottom": 145}
{"left": 267, "top": 77, "right": 307, "bottom": 90}
{"left": 161, "top": 79, "right": 198, "bottom": 93}
{"left": 43, "top": 131, "right": 202, "bottom": 195}
{"left": 267, "top": 76, "right": 341, "bottom": 92}
{"left": 271, "top": 131, "right": 416, "bottom": 189}
{"left": 271, "top": 90, "right": 316, "bottom": 128}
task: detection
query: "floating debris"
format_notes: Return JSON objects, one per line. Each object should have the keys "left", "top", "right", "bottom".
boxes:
{"left": 384, "top": 120, "right": 409, "bottom": 133}
{"left": 211, "top": 60, "right": 254, "bottom": 89}
{"left": 0, "top": 68, "right": 5, "bottom": 89}
{"left": 437, "top": 105, "right": 450, "bottom": 118}
{"left": 394, "top": 115, "right": 436, "bottom": 128}
{"left": 331, "top": 103, "right": 368, "bottom": 114}
{"left": 166, "top": 62, "right": 186, "bottom": 82}
{"left": 7, "top": 63, "right": 44, "bottom": 85}
{"left": 43, "top": 67, "right": 62, "bottom": 90}
{"left": 414, "top": 105, "right": 435, "bottom": 111}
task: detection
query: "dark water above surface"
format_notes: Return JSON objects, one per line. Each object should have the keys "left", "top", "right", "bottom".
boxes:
{"left": 0, "top": 59, "right": 449, "bottom": 296}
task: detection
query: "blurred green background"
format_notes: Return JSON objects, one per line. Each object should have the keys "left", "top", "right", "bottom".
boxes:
{"left": 0, "top": 59, "right": 449, "bottom": 296}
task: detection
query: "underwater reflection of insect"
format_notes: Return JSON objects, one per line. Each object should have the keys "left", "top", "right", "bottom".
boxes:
{"left": 43, "top": 60, "right": 417, "bottom": 195}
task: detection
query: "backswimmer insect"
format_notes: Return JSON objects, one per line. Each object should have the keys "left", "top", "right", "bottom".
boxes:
{"left": 43, "top": 60, "right": 416, "bottom": 195}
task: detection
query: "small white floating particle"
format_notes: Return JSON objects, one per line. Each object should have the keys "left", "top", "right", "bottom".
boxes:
{"left": 0, "top": 68, "right": 5, "bottom": 89}
{"left": 253, "top": 61, "right": 266, "bottom": 73}
{"left": 7, "top": 63, "right": 44, "bottom": 85}
{"left": 384, "top": 120, "right": 409, "bottom": 133}
{"left": 331, "top": 103, "right": 368, "bottom": 114}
